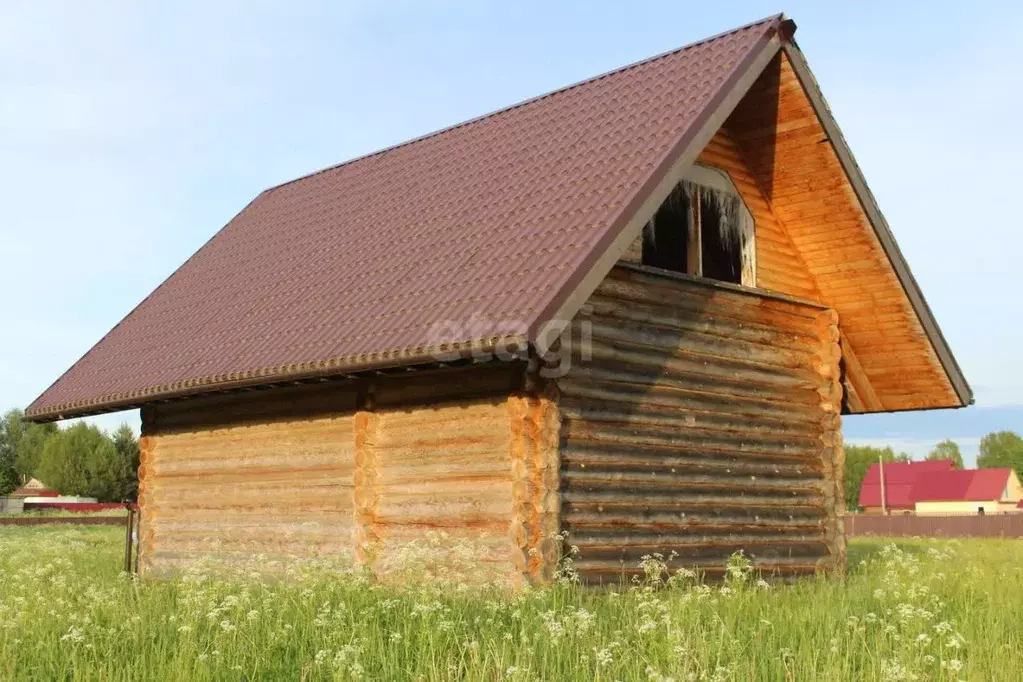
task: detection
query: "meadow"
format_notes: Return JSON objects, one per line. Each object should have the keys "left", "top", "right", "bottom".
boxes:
{"left": 1, "top": 526, "right": 1021, "bottom": 681}
{"left": 2, "top": 509, "right": 128, "bottom": 519}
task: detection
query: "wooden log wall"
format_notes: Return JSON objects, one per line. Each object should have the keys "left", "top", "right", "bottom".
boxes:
{"left": 359, "top": 398, "right": 519, "bottom": 583}
{"left": 508, "top": 387, "right": 562, "bottom": 583}
{"left": 621, "top": 67, "right": 965, "bottom": 413}
{"left": 138, "top": 383, "right": 359, "bottom": 572}
{"left": 557, "top": 264, "right": 845, "bottom": 582}
{"left": 137, "top": 364, "right": 552, "bottom": 584}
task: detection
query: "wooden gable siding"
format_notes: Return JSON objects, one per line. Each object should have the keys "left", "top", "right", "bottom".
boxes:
{"left": 619, "top": 128, "right": 819, "bottom": 301}
{"left": 557, "top": 264, "right": 845, "bottom": 582}
{"left": 696, "top": 129, "right": 820, "bottom": 300}
{"left": 726, "top": 53, "right": 957, "bottom": 411}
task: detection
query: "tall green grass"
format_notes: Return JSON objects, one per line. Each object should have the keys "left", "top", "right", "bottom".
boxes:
{"left": 1, "top": 527, "right": 1020, "bottom": 681}
{"left": 1, "top": 508, "right": 128, "bottom": 518}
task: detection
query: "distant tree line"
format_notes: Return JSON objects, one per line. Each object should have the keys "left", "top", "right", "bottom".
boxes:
{"left": 844, "top": 431, "right": 1023, "bottom": 511}
{"left": 0, "top": 409, "right": 138, "bottom": 502}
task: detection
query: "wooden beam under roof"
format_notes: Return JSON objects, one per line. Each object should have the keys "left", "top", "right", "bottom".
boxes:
{"left": 840, "top": 330, "right": 883, "bottom": 412}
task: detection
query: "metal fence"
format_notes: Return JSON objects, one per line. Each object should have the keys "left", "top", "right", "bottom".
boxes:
{"left": 845, "top": 513, "right": 1023, "bottom": 538}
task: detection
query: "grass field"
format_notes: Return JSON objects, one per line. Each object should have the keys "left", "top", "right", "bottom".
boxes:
{"left": 1, "top": 509, "right": 128, "bottom": 518}
{"left": 1, "top": 527, "right": 1021, "bottom": 681}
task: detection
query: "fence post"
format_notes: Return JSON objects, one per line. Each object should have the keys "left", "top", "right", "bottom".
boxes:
{"left": 133, "top": 507, "right": 141, "bottom": 574}
{"left": 123, "top": 504, "right": 135, "bottom": 573}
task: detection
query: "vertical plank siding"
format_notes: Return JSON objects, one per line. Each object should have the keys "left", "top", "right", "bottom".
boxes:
{"left": 557, "top": 265, "right": 845, "bottom": 582}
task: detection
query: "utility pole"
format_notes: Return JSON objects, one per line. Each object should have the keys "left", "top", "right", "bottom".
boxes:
{"left": 878, "top": 455, "right": 887, "bottom": 515}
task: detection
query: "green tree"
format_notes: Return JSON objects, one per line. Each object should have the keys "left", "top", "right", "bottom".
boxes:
{"left": 977, "top": 431, "right": 1023, "bottom": 479}
{"left": 844, "top": 445, "right": 911, "bottom": 511}
{"left": 15, "top": 423, "right": 58, "bottom": 481}
{"left": 110, "top": 424, "right": 140, "bottom": 502}
{"left": 926, "top": 439, "right": 964, "bottom": 469}
{"left": 0, "top": 409, "right": 57, "bottom": 489}
{"left": 36, "top": 423, "right": 117, "bottom": 500}
{"left": 0, "top": 410, "right": 18, "bottom": 495}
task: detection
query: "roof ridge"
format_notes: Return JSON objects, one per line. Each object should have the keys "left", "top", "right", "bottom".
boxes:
{"left": 264, "top": 13, "right": 784, "bottom": 195}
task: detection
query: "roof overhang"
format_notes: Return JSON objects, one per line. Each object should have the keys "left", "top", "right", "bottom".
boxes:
{"left": 779, "top": 41, "right": 972, "bottom": 409}
{"left": 26, "top": 334, "right": 528, "bottom": 422}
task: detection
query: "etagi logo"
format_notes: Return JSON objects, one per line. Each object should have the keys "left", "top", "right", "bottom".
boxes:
{"left": 425, "top": 314, "right": 592, "bottom": 378}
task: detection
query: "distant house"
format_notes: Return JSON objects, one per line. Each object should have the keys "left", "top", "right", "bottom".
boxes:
{"left": 859, "top": 462, "right": 1022, "bottom": 515}
{"left": 912, "top": 468, "right": 1022, "bottom": 516}
{"left": 859, "top": 461, "right": 955, "bottom": 514}
{"left": 9, "top": 478, "right": 60, "bottom": 499}
{"left": 8, "top": 478, "right": 103, "bottom": 511}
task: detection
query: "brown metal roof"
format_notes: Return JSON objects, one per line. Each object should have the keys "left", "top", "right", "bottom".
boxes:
{"left": 27, "top": 15, "right": 786, "bottom": 420}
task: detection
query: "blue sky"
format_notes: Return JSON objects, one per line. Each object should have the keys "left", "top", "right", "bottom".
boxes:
{"left": 2, "top": 1, "right": 1021, "bottom": 465}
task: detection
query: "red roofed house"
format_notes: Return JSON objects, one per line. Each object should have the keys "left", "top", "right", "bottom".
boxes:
{"left": 859, "top": 461, "right": 956, "bottom": 514}
{"left": 912, "top": 468, "right": 1022, "bottom": 516}
{"left": 9, "top": 478, "right": 60, "bottom": 499}
{"left": 859, "top": 462, "right": 1022, "bottom": 515}
{"left": 24, "top": 15, "right": 971, "bottom": 583}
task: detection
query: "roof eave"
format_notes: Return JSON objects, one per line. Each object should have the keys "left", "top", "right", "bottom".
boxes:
{"left": 24, "top": 333, "right": 529, "bottom": 422}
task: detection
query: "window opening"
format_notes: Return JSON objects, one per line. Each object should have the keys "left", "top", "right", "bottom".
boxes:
{"left": 640, "top": 168, "right": 754, "bottom": 286}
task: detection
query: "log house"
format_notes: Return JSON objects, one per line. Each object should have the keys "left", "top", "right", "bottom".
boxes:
{"left": 27, "top": 15, "right": 971, "bottom": 583}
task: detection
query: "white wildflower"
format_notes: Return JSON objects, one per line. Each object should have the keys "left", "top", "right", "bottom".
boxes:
{"left": 60, "top": 626, "right": 85, "bottom": 644}
{"left": 594, "top": 647, "right": 614, "bottom": 667}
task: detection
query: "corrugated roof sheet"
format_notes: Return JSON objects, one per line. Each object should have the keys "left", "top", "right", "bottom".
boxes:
{"left": 911, "top": 468, "right": 1013, "bottom": 503}
{"left": 858, "top": 460, "right": 955, "bottom": 508}
{"left": 860, "top": 462, "right": 1015, "bottom": 507}
{"left": 27, "top": 15, "right": 784, "bottom": 420}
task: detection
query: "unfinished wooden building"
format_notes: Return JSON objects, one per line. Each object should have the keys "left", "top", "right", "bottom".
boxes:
{"left": 27, "top": 15, "right": 971, "bottom": 584}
